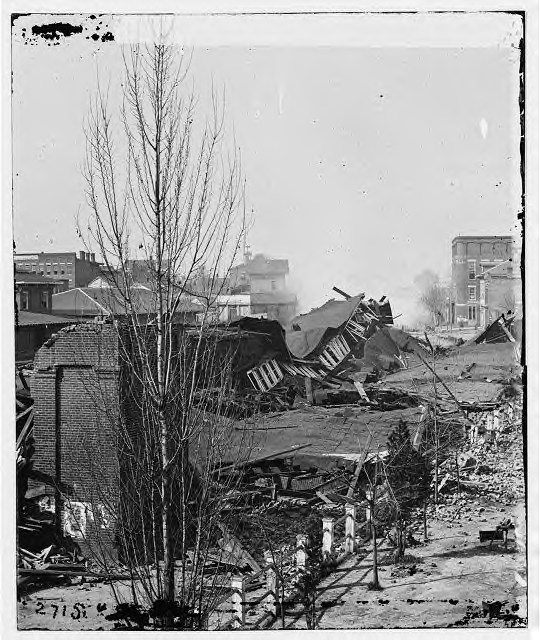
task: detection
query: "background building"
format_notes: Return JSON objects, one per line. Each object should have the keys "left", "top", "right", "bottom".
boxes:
{"left": 227, "top": 251, "right": 298, "bottom": 325}
{"left": 477, "top": 258, "right": 522, "bottom": 327}
{"left": 15, "top": 269, "right": 67, "bottom": 313}
{"left": 51, "top": 286, "right": 203, "bottom": 323}
{"left": 450, "top": 235, "right": 517, "bottom": 327}
{"left": 14, "top": 251, "right": 102, "bottom": 289}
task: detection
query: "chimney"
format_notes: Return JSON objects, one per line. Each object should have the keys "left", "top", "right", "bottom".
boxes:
{"left": 79, "top": 251, "right": 85, "bottom": 261}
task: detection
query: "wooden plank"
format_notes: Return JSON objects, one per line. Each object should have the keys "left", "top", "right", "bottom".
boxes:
{"left": 16, "top": 404, "right": 33, "bottom": 422}
{"left": 324, "top": 492, "right": 351, "bottom": 505}
{"left": 438, "top": 473, "right": 450, "bottom": 493}
{"left": 18, "top": 568, "right": 131, "bottom": 580}
{"left": 16, "top": 408, "right": 34, "bottom": 449}
{"left": 346, "top": 433, "right": 374, "bottom": 499}
{"left": 316, "top": 491, "right": 336, "bottom": 505}
{"left": 217, "top": 443, "right": 313, "bottom": 474}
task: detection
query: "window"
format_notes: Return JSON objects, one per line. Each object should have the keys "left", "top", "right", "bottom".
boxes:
{"left": 60, "top": 262, "right": 66, "bottom": 275}
{"left": 468, "top": 261, "right": 476, "bottom": 280}
{"left": 468, "top": 305, "right": 477, "bottom": 321}
{"left": 21, "top": 291, "right": 29, "bottom": 310}
{"left": 40, "top": 291, "right": 48, "bottom": 309}
{"left": 271, "top": 280, "right": 276, "bottom": 291}
{"left": 31, "top": 264, "right": 36, "bottom": 272}
{"left": 468, "top": 286, "right": 477, "bottom": 302}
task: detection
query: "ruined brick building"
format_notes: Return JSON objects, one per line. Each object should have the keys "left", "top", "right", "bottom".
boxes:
{"left": 29, "top": 319, "right": 284, "bottom": 561}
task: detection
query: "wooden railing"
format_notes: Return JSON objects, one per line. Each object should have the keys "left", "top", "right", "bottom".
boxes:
{"left": 217, "top": 501, "right": 363, "bottom": 630}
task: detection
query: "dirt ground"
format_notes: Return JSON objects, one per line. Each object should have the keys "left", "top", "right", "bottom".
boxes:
{"left": 17, "top": 398, "right": 527, "bottom": 631}
{"left": 268, "top": 498, "right": 526, "bottom": 630}
{"left": 17, "top": 499, "right": 527, "bottom": 632}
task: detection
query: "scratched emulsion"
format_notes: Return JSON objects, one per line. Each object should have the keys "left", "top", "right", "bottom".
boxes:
{"left": 13, "top": 14, "right": 115, "bottom": 46}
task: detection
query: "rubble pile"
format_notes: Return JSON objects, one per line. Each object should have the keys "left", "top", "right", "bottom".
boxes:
{"left": 425, "top": 393, "right": 524, "bottom": 526}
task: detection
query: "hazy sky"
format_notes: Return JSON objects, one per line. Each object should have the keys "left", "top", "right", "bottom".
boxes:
{"left": 11, "top": 12, "right": 523, "bottom": 324}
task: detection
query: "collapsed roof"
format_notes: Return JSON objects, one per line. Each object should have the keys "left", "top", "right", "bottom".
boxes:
{"left": 286, "top": 294, "right": 393, "bottom": 360}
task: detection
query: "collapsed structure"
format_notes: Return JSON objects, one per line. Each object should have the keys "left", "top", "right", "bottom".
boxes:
{"left": 17, "top": 288, "right": 523, "bottom": 582}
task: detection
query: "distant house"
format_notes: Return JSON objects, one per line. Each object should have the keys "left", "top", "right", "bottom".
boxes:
{"left": 213, "top": 294, "right": 252, "bottom": 322}
{"left": 51, "top": 286, "right": 203, "bottom": 324}
{"left": 15, "top": 269, "right": 68, "bottom": 313}
{"left": 226, "top": 252, "right": 298, "bottom": 325}
{"left": 476, "top": 259, "right": 522, "bottom": 328}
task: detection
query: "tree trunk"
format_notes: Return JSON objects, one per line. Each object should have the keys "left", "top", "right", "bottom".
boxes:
{"left": 305, "top": 377, "right": 314, "bottom": 405}
{"left": 160, "top": 411, "right": 175, "bottom": 623}
{"left": 395, "top": 515, "right": 406, "bottom": 560}
{"left": 423, "top": 501, "right": 428, "bottom": 542}
{"left": 455, "top": 453, "right": 461, "bottom": 497}
{"left": 371, "top": 510, "right": 379, "bottom": 588}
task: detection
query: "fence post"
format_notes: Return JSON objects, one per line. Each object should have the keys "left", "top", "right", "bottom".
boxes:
{"left": 345, "top": 503, "right": 356, "bottom": 554}
{"left": 296, "top": 534, "right": 307, "bottom": 571}
{"left": 322, "top": 517, "right": 334, "bottom": 559}
{"left": 264, "top": 550, "right": 280, "bottom": 618}
{"left": 231, "top": 575, "right": 246, "bottom": 628}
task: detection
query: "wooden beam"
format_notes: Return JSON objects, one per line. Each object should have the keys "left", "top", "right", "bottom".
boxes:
{"left": 332, "top": 286, "right": 352, "bottom": 300}
{"left": 346, "top": 433, "right": 374, "bottom": 499}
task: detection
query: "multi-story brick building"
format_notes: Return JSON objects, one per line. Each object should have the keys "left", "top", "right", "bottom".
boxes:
{"left": 14, "top": 251, "right": 102, "bottom": 290}
{"left": 450, "top": 235, "right": 516, "bottom": 327}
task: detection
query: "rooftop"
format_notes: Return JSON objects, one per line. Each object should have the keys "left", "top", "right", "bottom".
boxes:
{"left": 235, "top": 254, "right": 290, "bottom": 277}
{"left": 451, "top": 235, "right": 514, "bottom": 243}
{"left": 17, "top": 310, "right": 79, "bottom": 326}
{"left": 52, "top": 287, "right": 204, "bottom": 316}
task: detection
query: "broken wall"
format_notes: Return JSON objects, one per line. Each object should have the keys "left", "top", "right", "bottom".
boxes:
{"left": 32, "top": 323, "right": 121, "bottom": 560}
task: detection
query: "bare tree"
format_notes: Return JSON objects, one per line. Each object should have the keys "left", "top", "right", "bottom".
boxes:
{"left": 415, "top": 270, "right": 447, "bottom": 328}
{"left": 79, "top": 35, "right": 250, "bottom": 627}
{"left": 384, "top": 419, "right": 430, "bottom": 560}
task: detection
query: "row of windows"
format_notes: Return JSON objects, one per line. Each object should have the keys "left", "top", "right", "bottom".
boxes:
{"left": 20, "top": 261, "right": 73, "bottom": 275}
{"left": 468, "top": 261, "right": 502, "bottom": 279}
{"left": 454, "top": 241, "right": 511, "bottom": 257}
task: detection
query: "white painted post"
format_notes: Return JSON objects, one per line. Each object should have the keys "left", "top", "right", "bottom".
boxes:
{"left": 322, "top": 517, "right": 334, "bottom": 558}
{"left": 264, "top": 550, "right": 279, "bottom": 618}
{"left": 345, "top": 503, "right": 356, "bottom": 554}
{"left": 296, "top": 534, "right": 307, "bottom": 571}
{"left": 231, "top": 576, "right": 245, "bottom": 628}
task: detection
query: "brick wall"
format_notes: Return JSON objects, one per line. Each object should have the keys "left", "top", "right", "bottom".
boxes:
{"left": 32, "top": 323, "right": 120, "bottom": 560}
{"left": 30, "top": 321, "right": 249, "bottom": 564}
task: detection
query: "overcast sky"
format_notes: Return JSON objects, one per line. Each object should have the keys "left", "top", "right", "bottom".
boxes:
{"left": 11, "top": 12, "right": 523, "bottom": 324}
